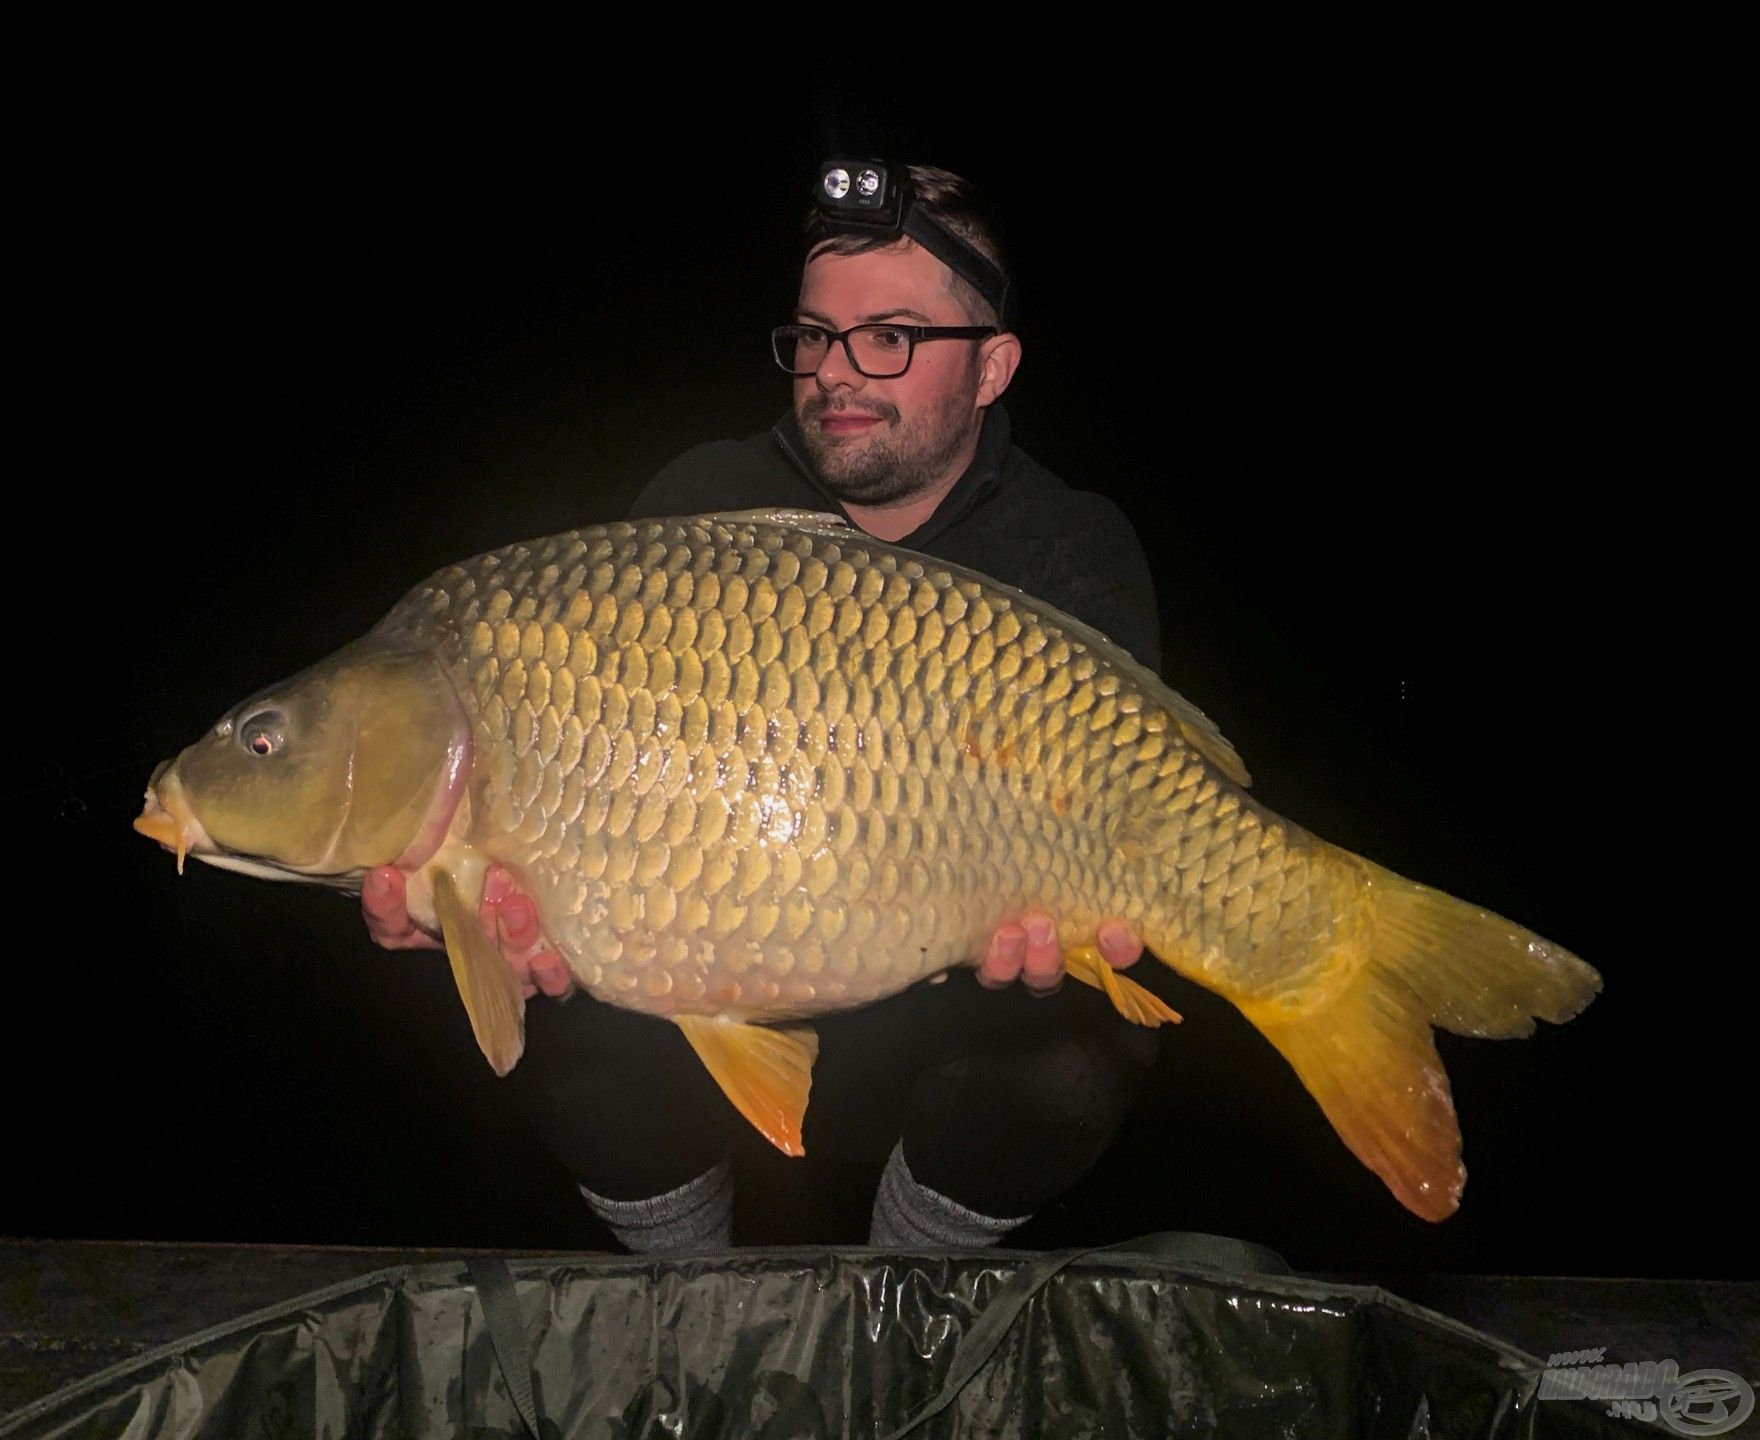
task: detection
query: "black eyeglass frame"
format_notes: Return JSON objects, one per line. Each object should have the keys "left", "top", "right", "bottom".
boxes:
{"left": 770, "top": 322, "right": 998, "bottom": 378}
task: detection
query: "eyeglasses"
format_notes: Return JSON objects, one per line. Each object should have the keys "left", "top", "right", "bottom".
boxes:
{"left": 770, "top": 322, "right": 997, "bottom": 378}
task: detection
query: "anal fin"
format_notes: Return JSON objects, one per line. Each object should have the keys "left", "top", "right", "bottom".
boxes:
{"left": 433, "top": 870, "right": 526, "bottom": 1077}
{"left": 1064, "top": 945, "right": 1183, "bottom": 1027}
{"left": 676, "top": 1015, "right": 818, "bottom": 1156}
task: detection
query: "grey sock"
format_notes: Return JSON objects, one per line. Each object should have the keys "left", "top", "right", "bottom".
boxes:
{"left": 579, "top": 1161, "right": 734, "bottom": 1252}
{"left": 868, "top": 1143, "right": 1029, "bottom": 1248}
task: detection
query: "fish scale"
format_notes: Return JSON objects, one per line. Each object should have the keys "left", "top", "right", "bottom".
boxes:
{"left": 378, "top": 513, "right": 1168, "bottom": 1019}
{"left": 139, "top": 507, "right": 1601, "bottom": 1217}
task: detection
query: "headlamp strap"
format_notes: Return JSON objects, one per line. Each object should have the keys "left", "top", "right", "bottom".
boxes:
{"left": 899, "top": 209, "right": 1011, "bottom": 327}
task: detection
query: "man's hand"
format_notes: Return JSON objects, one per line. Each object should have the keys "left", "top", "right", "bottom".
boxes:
{"left": 361, "top": 867, "right": 445, "bottom": 951}
{"left": 360, "top": 865, "right": 577, "bottom": 1000}
{"left": 977, "top": 913, "right": 1143, "bottom": 995}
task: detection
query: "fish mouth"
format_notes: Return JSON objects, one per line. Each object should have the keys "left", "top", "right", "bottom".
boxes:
{"left": 134, "top": 767, "right": 210, "bottom": 875}
{"left": 134, "top": 771, "right": 360, "bottom": 889}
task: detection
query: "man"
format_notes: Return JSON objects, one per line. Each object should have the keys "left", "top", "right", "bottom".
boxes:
{"left": 364, "top": 165, "right": 1161, "bottom": 1250}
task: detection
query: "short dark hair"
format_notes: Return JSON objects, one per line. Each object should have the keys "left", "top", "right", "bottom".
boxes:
{"left": 804, "top": 164, "right": 1012, "bottom": 328}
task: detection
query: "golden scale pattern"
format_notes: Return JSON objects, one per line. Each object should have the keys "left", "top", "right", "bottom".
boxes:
{"left": 382, "top": 516, "right": 1352, "bottom": 1020}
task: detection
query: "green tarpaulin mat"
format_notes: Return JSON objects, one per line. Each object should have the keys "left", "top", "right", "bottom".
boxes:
{"left": 1, "top": 1236, "right": 1647, "bottom": 1438}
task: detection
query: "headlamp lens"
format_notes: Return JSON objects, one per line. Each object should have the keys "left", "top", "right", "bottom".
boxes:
{"left": 856, "top": 168, "right": 881, "bottom": 198}
{"left": 822, "top": 168, "right": 851, "bottom": 201}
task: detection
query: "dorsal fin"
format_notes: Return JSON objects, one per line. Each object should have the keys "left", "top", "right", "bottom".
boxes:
{"left": 700, "top": 507, "right": 857, "bottom": 538}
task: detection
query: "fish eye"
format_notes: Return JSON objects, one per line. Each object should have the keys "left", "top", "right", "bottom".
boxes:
{"left": 238, "top": 709, "right": 286, "bottom": 758}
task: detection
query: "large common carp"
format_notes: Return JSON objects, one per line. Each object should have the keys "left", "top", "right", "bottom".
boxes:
{"left": 137, "top": 510, "right": 1599, "bottom": 1220}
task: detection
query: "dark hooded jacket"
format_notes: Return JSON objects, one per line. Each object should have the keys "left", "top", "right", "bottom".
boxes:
{"left": 629, "top": 405, "right": 1161, "bottom": 671}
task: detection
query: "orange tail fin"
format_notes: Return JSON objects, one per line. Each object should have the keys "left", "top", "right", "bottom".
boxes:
{"left": 1237, "top": 852, "right": 1600, "bottom": 1221}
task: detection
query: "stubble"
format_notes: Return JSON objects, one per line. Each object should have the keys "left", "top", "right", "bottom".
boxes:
{"left": 797, "top": 364, "right": 982, "bottom": 507}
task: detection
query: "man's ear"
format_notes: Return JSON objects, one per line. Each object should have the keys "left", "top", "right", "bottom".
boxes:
{"left": 976, "top": 331, "right": 1022, "bottom": 407}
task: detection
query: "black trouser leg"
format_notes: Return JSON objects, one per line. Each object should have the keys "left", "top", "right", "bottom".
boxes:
{"left": 896, "top": 974, "right": 1163, "bottom": 1218}
{"left": 502, "top": 993, "right": 734, "bottom": 1202}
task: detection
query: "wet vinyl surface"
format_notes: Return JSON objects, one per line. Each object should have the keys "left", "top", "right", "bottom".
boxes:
{"left": 5, "top": 1239, "right": 1749, "bottom": 1435}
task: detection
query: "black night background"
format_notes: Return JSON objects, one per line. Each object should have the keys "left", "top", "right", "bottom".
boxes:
{"left": 6, "top": 66, "right": 1740, "bottom": 1287}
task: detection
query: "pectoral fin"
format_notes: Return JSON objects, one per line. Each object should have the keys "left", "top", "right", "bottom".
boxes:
{"left": 433, "top": 870, "right": 526, "bottom": 1077}
{"left": 676, "top": 1015, "right": 818, "bottom": 1156}
{"left": 1064, "top": 945, "right": 1183, "bottom": 1027}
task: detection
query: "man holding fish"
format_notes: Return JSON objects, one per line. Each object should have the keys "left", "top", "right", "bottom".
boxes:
{"left": 139, "top": 162, "right": 1597, "bottom": 1243}
{"left": 360, "top": 163, "right": 1165, "bottom": 1251}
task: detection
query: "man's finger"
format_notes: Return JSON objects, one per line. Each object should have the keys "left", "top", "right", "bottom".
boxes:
{"left": 362, "top": 867, "right": 407, "bottom": 927}
{"left": 498, "top": 895, "right": 540, "bottom": 951}
{"left": 1097, "top": 919, "right": 1144, "bottom": 970}
{"left": 1021, "top": 912, "right": 1063, "bottom": 994}
{"left": 482, "top": 864, "right": 515, "bottom": 905}
{"left": 361, "top": 867, "right": 444, "bottom": 949}
{"left": 977, "top": 921, "right": 1027, "bottom": 988}
{"left": 494, "top": 907, "right": 536, "bottom": 985}
{"left": 529, "top": 950, "right": 575, "bottom": 998}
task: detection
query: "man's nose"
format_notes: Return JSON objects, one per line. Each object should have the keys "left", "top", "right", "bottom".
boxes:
{"left": 814, "top": 336, "right": 866, "bottom": 389}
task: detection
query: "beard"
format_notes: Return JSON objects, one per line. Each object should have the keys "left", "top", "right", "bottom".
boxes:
{"left": 797, "top": 371, "right": 982, "bottom": 506}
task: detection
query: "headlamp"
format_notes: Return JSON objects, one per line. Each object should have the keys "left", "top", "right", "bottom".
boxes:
{"left": 816, "top": 163, "right": 895, "bottom": 220}
{"left": 813, "top": 159, "right": 1012, "bottom": 326}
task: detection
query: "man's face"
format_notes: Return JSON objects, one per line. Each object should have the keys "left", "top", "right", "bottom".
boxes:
{"left": 792, "top": 239, "right": 996, "bottom": 506}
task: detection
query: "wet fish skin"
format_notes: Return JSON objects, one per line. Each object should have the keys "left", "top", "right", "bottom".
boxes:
{"left": 372, "top": 512, "right": 1254, "bottom": 1020}
{"left": 413, "top": 518, "right": 1343, "bottom": 1009}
